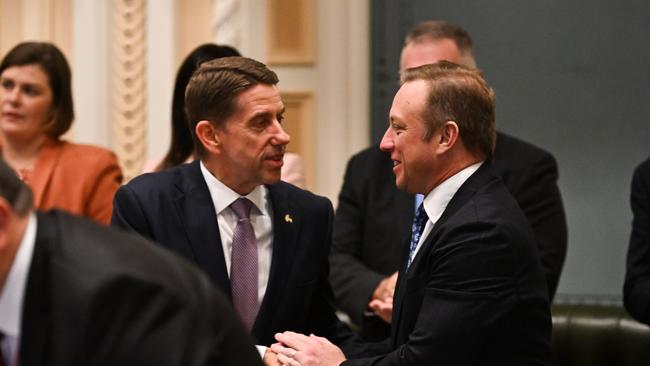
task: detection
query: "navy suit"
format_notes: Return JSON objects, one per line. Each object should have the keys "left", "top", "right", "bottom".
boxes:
{"left": 344, "top": 162, "right": 552, "bottom": 365}
{"left": 112, "top": 161, "right": 357, "bottom": 350}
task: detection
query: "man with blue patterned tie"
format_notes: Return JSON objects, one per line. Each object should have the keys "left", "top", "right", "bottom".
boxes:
{"left": 272, "top": 61, "right": 551, "bottom": 365}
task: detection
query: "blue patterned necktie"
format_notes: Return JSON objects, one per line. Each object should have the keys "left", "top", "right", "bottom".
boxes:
{"left": 229, "top": 198, "right": 259, "bottom": 330}
{"left": 407, "top": 203, "right": 429, "bottom": 269}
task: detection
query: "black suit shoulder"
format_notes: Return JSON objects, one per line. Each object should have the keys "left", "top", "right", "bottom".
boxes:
{"left": 494, "top": 132, "right": 557, "bottom": 175}
{"left": 494, "top": 131, "right": 567, "bottom": 299}
{"left": 22, "top": 210, "right": 261, "bottom": 366}
{"left": 624, "top": 156, "right": 650, "bottom": 325}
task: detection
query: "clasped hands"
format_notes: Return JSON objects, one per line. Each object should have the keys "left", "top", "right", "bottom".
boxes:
{"left": 264, "top": 331, "right": 345, "bottom": 366}
{"left": 368, "top": 271, "right": 397, "bottom": 323}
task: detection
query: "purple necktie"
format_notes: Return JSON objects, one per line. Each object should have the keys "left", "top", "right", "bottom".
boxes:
{"left": 229, "top": 198, "right": 259, "bottom": 330}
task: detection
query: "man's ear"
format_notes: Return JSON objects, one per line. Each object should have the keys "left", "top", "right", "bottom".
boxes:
{"left": 195, "top": 121, "right": 221, "bottom": 154}
{"left": 437, "top": 120, "right": 459, "bottom": 153}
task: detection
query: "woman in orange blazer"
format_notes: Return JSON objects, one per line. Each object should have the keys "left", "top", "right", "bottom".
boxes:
{"left": 0, "top": 42, "right": 122, "bottom": 225}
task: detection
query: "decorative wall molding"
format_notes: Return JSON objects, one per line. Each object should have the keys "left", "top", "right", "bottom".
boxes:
{"left": 281, "top": 91, "right": 314, "bottom": 188}
{"left": 266, "top": 0, "right": 315, "bottom": 65}
{"left": 112, "top": 0, "right": 147, "bottom": 182}
{"left": 212, "top": 0, "right": 241, "bottom": 49}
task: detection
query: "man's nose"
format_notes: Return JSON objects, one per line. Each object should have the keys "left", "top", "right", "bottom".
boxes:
{"left": 270, "top": 120, "right": 290, "bottom": 146}
{"left": 379, "top": 128, "right": 395, "bottom": 152}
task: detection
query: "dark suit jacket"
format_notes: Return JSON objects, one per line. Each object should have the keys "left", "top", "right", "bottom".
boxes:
{"left": 20, "top": 210, "right": 260, "bottom": 366}
{"left": 344, "top": 162, "right": 552, "bottom": 366}
{"left": 330, "top": 132, "right": 566, "bottom": 334}
{"left": 112, "top": 161, "right": 358, "bottom": 351}
{"left": 624, "top": 156, "right": 650, "bottom": 325}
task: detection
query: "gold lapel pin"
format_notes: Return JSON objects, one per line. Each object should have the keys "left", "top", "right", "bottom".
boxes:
{"left": 284, "top": 214, "right": 293, "bottom": 223}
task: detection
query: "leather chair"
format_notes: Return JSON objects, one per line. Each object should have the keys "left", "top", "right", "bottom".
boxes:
{"left": 552, "top": 304, "right": 650, "bottom": 365}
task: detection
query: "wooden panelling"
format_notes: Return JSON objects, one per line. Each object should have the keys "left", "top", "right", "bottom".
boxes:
{"left": 266, "top": 0, "right": 315, "bottom": 65}
{"left": 281, "top": 91, "right": 314, "bottom": 188}
{"left": 175, "top": 0, "right": 212, "bottom": 68}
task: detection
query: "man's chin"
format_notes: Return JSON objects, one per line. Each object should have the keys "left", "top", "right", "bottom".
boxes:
{"left": 262, "top": 172, "right": 282, "bottom": 185}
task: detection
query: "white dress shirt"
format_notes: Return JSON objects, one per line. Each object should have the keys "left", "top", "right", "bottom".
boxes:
{"left": 0, "top": 213, "right": 37, "bottom": 366}
{"left": 200, "top": 162, "right": 273, "bottom": 357}
{"left": 413, "top": 162, "right": 483, "bottom": 259}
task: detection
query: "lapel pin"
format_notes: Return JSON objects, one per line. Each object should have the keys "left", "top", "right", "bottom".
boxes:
{"left": 284, "top": 214, "right": 293, "bottom": 223}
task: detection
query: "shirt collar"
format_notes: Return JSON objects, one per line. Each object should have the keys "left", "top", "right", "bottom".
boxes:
{"left": 423, "top": 161, "right": 483, "bottom": 224}
{"left": 200, "top": 161, "right": 268, "bottom": 216}
{"left": 0, "top": 212, "right": 37, "bottom": 337}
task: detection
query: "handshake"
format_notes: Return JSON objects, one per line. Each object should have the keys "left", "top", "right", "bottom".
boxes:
{"left": 263, "top": 331, "right": 346, "bottom": 366}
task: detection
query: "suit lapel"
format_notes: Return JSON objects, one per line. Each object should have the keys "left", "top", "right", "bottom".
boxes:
{"left": 391, "top": 162, "right": 497, "bottom": 344}
{"left": 252, "top": 183, "right": 300, "bottom": 337}
{"left": 20, "top": 213, "right": 54, "bottom": 365}
{"left": 173, "top": 161, "right": 231, "bottom": 297}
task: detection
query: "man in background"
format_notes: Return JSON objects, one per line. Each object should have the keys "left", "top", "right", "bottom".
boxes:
{"left": 330, "top": 20, "right": 567, "bottom": 339}
{"left": 0, "top": 157, "right": 260, "bottom": 366}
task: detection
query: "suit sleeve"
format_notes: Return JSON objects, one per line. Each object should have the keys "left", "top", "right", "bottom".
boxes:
{"left": 508, "top": 152, "right": 567, "bottom": 299}
{"left": 624, "top": 159, "right": 650, "bottom": 325}
{"left": 330, "top": 154, "right": 386, "bottom": 325}
{"left": 83, "top": 268, "right": 262, "bottom": 365}
{"left": 85, "top": 150, "right": 123, "bottom": 226}
{"left": 111, "top": 184, "right": 154, "bottom": 239}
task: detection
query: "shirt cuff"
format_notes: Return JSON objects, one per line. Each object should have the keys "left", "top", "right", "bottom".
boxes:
{"left": 256, "top": 345, "right": 267, "bottom": 358}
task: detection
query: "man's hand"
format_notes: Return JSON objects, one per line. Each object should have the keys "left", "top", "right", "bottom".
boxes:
{"left": 264, "top": 348, "right": 282, "bottom": 366}
{"left": 368, "top": 297, "right": 393, "bottom": 323}
{"left": 372, "top": 272, "right": 398, "bottom": 301}
{"left": 271, "top": 331, "right": 346, "bottom": 366}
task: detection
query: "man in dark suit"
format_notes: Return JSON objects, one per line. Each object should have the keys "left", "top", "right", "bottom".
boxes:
{"left": 330, "top": 20, "right": 567, "bottom": 339}
{"left": 273, "top": 61, "right": 551, "bottom": 366}
{"left": 112, "top": 57, "right": 358, "bottom": 363}
{"left": 624, "top": 155, "right": 650, "bottom": 325}
{"left": 0, "top": 158, "right": 260, "bottom": 366}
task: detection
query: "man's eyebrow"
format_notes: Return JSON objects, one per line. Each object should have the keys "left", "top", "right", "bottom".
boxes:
{"left": 250, "top": 107, "right": 285, "bottom": 120}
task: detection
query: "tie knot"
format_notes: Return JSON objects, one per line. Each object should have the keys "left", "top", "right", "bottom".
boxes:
{"left": 231, "top": 198, "right": 254, "bottom": 219}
